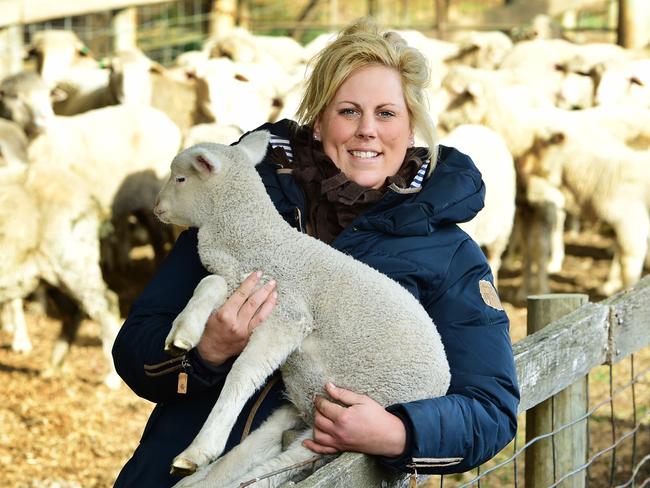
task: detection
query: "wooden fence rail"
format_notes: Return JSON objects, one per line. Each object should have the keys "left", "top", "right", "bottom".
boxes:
{"left": 282, "top": 275, "right": 650, "bottom": 487}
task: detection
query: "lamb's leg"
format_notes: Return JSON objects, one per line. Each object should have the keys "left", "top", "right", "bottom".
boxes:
{"left": 164, "top": 274, "right": 228, "bottom": 355}
{"left": 171, "top": 308, "right": 312, "bottom": 475}
{"left": 42, "top": 289, "right": 84, "bottom": 378}
{"left": 614, "top": 212, "right": 648, "bottom": 291}
{"left": 547, "top": 206, "right": 566, "bottom": 274}
{"left": 2, "top": 298, "right": 32, "bottom": 353}
{"left": 601, "top": 209, "right": 649, "bottom": 295}
{"left": 58, "top": 265, "right": 122, "bottom": 389}
{"left": 225, "top": 429, "right": 328, "bottom": 488}
{"left": 172, "top": 405, "right": 304, "bottom": 488}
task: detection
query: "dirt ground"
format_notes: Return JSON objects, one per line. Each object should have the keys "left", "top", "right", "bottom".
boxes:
{"left": 1, "top": 231, "right": 648, "bottom": 488}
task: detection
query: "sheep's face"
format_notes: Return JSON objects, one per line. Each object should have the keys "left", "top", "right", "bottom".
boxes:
{"left": 154, "top": 131, "right": 270, "bottom": 227}
{"left": 0, "top": 73, "right": 55, "bottom": 137}
{"left": 154, "top": 147, "right": 224, "bottom": 228}
{"left": 438, "top": 76, "right": 486, "bottom": 132}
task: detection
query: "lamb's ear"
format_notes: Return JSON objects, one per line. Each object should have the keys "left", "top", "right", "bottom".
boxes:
{"left": 237, "top": 130, "right": 271, "bottom": 165}
{"left": 191, "top": 151, "right": 220, "bottom": 178}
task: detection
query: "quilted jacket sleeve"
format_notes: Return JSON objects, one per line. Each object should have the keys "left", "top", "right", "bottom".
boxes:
{"left": 380, "top": 237, "right": 520, "bottom": 474}
{"left": 112, "top": 229, "right": 234, "bottom": 404}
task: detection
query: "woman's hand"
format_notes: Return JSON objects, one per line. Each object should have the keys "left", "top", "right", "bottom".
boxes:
{"left": 303, "top": 382, "right": 407, "bottom": 457}
{"left": 196, "top": 271, "right": 277, "bottom": 367}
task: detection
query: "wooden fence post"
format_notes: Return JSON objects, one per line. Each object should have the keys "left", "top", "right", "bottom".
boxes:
{"left": 0, "top": 24, "right": 23, "bottom": 77}
{"left": 525, "top": 294, "right": 589, "bottom": 488}
{"left": 112, "top": 7, "right": 137, "bottom": 52}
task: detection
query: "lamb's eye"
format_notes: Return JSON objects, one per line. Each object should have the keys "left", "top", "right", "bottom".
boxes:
{"left": 175, "top": 176, "right": 186, "bottom": 183}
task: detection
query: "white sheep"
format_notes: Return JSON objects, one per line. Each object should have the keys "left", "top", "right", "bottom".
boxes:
{"left": 440, "top": 125, "right": 516, "bottom": 284}
{"left": 153, "top": 131, "right": 450, "bottom": 487}
{"left": 0, "top": 164, "right": 121, "bottom": 388}
{"left": 520, "top": 126, "right": 650, "bottom": 295}
{"left": 27, "top": 104, "right": 180, "bottom": 215}
{"left": 53, "top": 49, "right": 163, "bottom": 115}
{"left": 0, "top": 118, "right": 28, "bottom": 167}
{"left": 26, "top": 30, "right": 98, "bottom": 87}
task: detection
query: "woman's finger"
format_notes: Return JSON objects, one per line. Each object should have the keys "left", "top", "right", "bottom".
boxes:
{"left": 226, "top": 270, "right": 262, "bottom": 310}
{"left": 302, "top": 439, "right": 339, "bottom": 454}
{"left": 248, "top": 289, "right": 278, "bottom": 331}
{"left": 239, "top": 279, "right": 276, "bottom": 324}
{"left": 314, "top": 395, "right": 346, "bottom": 422}
{"left": 312, "top": 409, "right": 337, "bottom": 434}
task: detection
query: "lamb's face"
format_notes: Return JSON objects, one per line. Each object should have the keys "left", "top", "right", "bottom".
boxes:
{"left": 154, "top": 144, "right": 227, "bottom": 227}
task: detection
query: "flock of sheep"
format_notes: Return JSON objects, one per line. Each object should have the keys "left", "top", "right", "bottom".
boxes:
{"left": 0, "top": 24, "right": 648, "bottom": 388}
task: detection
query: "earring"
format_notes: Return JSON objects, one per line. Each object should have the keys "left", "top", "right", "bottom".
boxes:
{"left": 313, "top": 133, "right": 321, "bottom": 141}
{"left": 409, "top": 138, "right": 414, "bottom": 147}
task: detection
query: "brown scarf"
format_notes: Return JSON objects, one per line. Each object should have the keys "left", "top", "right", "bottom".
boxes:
{"left": 269, "top": 125, "right": 425, "bottom": 244}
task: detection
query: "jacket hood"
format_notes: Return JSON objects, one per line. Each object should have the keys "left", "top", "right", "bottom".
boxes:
{"left": 361, "top": 145, "right": 485, "bottom": 236}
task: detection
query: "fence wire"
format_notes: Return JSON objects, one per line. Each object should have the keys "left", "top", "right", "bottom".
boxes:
{"left": 428, "top": 353, "right": 649, "bottom": 488}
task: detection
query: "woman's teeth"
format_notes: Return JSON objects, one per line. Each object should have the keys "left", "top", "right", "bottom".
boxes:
{"left": 350, "top": 151, "right": 379, "bottom": 158}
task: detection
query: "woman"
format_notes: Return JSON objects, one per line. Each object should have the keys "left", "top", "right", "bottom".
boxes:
{"left": 112, "top": 19, "right": 519, "bottom": 487}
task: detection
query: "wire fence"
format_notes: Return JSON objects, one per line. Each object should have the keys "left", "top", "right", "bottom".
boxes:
{"left": 419, "top": 353, "right": 650, "bottom": 488}
{"left": 7, "top": 0, "right": 617, "bottom": 68}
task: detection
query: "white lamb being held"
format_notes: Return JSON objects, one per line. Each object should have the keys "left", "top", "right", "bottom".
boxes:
{"left": 153, "top": 131, "right": 451, "bottom": 487}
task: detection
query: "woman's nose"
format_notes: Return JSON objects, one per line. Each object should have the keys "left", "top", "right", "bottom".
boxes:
{"left": 355, "top": 114, "right": 377, "bottom": 139}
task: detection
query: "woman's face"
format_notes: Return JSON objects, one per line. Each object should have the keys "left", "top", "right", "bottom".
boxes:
{"left": 314, "top": 65, "right": 413, "bottom": 189}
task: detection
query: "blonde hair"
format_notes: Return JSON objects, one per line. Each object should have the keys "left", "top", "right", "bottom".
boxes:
{"left": 296, "top": 18, "right": 438, "bottom": 169}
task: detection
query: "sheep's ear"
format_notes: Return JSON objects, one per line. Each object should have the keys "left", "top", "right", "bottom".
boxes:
{"left": 192, "top": 151, "right": 220, "bottom": 178}
{"left": 238, "top": 130, "right": 271, "bottom": 165}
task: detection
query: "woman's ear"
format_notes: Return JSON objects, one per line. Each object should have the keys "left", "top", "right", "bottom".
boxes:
{"left": 313, "top": 119, "right": 322, "bottom": 141}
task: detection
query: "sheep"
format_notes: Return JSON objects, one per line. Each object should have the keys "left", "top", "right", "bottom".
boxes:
{"left": 0, "top": 71, "right": 56, "bottom": 137}
{"left": 0, "top": 164, "right": 121, "bottom": 388}
{"left": 53, "top": 48, "right": 164, "bottom": 115}
{"left": 519, "top": 125, "right": 650, "bottom": 295}
{"left": 107, "top": 170, "right": 176, "bottom": 271}
{"left": 440, "top": 125, "right": 516, "bottom": 285}
{"left": 27, "top": 104, "right": 180, "bottom": 209}
{"left": 182, "top": 123, "right": 243, "bottom": 149}
{"left": 153, "top": 131, "right": 450, "bottom": 487}
{"left": 187, "top": 58, "right": 280, "bottom": 132}
{"left": 595, "top": 59, "right": 650, "bottom": 108}
{"left": 25, "top": 29, "right": 98, "bottom": 88}
{"left": 0, "top": 118, "right": 28, "bottom": 166}
{"left": 447, "top": 30, "right": 514, "bottom": 69}
{"left": 204, "top": 27, "right": 308, "bottom": 75}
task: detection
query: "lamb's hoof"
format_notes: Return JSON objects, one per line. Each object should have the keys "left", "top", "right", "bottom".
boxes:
{"left": 170, "top": 458, "right": 198, "bottom": 477}
{"left": 104, "top": 372, "right": 122, "bottom": 390}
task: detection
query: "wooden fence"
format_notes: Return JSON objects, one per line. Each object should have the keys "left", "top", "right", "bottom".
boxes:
{"left": 281, "top": 275, "right": 650, "bottom": 487}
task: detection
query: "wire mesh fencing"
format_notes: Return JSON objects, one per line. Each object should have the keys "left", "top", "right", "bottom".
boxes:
{"left": 419, "top": 352, "right": 649, "bottom": 488}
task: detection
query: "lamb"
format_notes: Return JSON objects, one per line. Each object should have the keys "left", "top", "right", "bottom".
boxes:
{"left": 153, "top": 131, "right": 450, "bottom": 487}
{"left": 440, "top": 124, "right": 516, "bottom": 284}
{"left": 0, "top": 164, "right": 121, "bottom": 388}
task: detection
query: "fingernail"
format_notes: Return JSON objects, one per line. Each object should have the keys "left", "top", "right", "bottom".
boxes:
{"left": 267, "top": 279, "right": 276, "bottom": 287}
{"left": 327, "top": 382, "right": 336, "bottom": 389}
{"left": 255, "top": 270, "right": 262, "bottom": 278}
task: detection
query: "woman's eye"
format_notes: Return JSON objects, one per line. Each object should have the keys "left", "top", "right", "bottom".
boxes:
{"left": 339, "top": 108, "right": 358, "bottom": 116}
{"left": 175, "top": 176, "right": 186, "bottom": 183}
{"left": 378, "top": 111, "right": 395, "bottom": 118}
